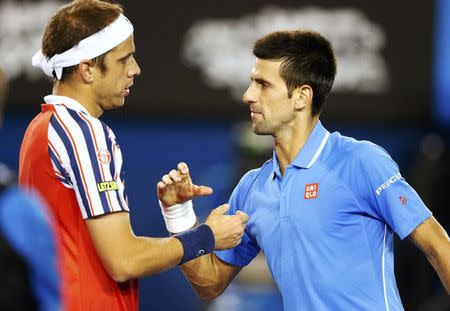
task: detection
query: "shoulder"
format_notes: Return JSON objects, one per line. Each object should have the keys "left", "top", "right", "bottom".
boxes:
{"left": 0, "top": 187, "right": 47, "bottom": 219}
{"left": 1, "top": 187, "right": 42, "bottom": 210}
{"left": 0, "top": 188, "right": 50, "bottom": 244}
{"left": 51, "top": 105, "right": 107, "bottom": 131}
{"left": 324, "top": 132, "right": 391, "bottom": 167}
{"left": 231, "top": 159, "right": 272, "bottom": 199}
{"left": 320, "top": 132, "right": 398, "bottom": 188}
{"left": 50, "top": 107, "right": 115, "bottom": 143}
{"left": 239, "top": 160, "right": 272, "bottom": 185}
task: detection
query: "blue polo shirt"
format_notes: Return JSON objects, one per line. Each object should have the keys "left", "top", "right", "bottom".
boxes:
{"left": 215, "top": 120, "right": 431, "bottom": 311}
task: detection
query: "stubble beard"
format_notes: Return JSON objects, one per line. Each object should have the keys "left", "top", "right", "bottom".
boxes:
{"left": 252, "top": 120, "right": 273, "bottom": 136}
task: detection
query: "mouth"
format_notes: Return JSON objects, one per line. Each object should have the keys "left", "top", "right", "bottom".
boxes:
{"left": 123, "top": 84, "right": 133, "bottom": 97}
{"left": 250, "top": 109, "right": 262, "bottom": 119}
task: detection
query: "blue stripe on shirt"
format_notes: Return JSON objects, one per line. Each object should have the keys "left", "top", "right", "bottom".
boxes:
{"left": 66, "top": 110, "right": 111, "bottom": 214}
{"left": 50, "top": 115, "right": 93, "bottom": 218}
{"left": 48, "top": 146, "right": 71, "bottom": 186}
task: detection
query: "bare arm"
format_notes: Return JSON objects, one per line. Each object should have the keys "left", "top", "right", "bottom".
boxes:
{"left": 156, "top": 162, "right": 249, "bottom": 298}
{"left": 180, "top": 204, "right": 247, "bottom": 299}
{"left": 85, "top": 211, "right": 183, "bottom": 282}
{"left": 408, "top": 216, "right": 450, "bottom": 293}
{"left": 181, "top": 252, "right": 241, "bottom": 299}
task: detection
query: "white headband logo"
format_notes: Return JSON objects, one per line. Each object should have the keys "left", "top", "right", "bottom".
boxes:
{"left": 32, "top": 14, "right": 133, "bottom": 80}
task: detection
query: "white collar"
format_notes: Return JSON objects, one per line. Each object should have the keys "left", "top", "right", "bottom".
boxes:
{"left": 44, "top": 95, "right": 91, "bottom": 116}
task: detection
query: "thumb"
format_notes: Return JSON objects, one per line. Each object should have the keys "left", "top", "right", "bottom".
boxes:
{"left": 212, "top": 204, "right": 230, "bottom": 215}
{"left": 193, "top": 184, "right": 213, "bottom": 197}
{"left": 236, "top": 210, "right": 249, "bottom": 222}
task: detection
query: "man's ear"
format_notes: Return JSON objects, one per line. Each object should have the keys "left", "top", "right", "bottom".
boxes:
{"left": 292, "top": 85, "right": 313, "bottom": 111}
{"left": 77, "top": 60, "right": 95, "bottom": 83}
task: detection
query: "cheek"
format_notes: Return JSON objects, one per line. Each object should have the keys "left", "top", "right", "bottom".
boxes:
{"left": 263, "top": 92, "right": 284, "bottom": 112}
{"left": 271, "top": 98, "right": 293, "bottom": 120}
{"left": 106, "top": 75, "right": 123, "bottom": 93}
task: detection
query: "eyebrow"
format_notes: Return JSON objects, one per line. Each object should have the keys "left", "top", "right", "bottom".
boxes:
{"left": 252, "top": 77, "right": 272, "bottom": 86}
{"left": 119, "top": 51, "right": 135, "bottom": 61}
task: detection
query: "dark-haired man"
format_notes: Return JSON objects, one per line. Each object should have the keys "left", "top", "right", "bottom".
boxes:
{"left": 19, "top": 0, "right": 248, "bottom": 310}
{"left": 158, "top": 30, "right": 450, "bottom": 310}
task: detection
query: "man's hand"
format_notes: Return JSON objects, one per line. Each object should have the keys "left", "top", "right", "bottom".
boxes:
{"left": 205, "top": 204, "right": 249, "bottom": 250}
{"left": 157, "top": 162, "right": 213, "bottom": 207}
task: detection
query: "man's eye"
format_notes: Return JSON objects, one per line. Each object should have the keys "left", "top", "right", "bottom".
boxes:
{"left": 120, "top": 56, "right": 130, "bottom": 64}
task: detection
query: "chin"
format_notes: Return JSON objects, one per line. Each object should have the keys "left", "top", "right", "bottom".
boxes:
{"left": 102, "top": 101, "right": 125, "bottom": 112}
{"left": 113, "top": 99, "right": 126, "bottom": 109}
{"left": 253, "top": 126, "right": 272, "bottom": 136}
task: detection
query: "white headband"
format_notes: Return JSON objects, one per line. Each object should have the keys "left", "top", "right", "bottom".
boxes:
{"left": 32, "top": 14, "right": 133, "bottom": 80}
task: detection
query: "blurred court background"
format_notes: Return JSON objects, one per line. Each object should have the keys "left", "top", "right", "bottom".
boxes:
{"left": 0, "top": 0, "right": 449, "bottom": 310}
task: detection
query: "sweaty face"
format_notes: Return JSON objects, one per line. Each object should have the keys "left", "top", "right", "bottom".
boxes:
{"left": 243, "top": 58, "right": 295, "bottom": 136}
{"left": 92, "top": 35, "right": 141, "bottom": 111}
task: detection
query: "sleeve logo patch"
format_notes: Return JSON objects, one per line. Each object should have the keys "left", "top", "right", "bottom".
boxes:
{"left": 97, "top": 181, "right": 119, "bottom": 192}
{"left": 376, "top": 172, "right": 401, "bottom": 195}
{"left": 399, "top": 196, "right": 408, "bottom": 205}
{"left": 304, "top": 183, "right": 319, "bottom": 199}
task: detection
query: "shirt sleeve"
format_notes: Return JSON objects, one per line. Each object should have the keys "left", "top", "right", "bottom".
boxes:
{"left": 48, "top": 107, "right": 129, "bottom": 219}
{"left": 353, "top": 142, "right": 432, "bottom": 239}
{"left": 215, "top": 170, "right": 261, "bottom": 266}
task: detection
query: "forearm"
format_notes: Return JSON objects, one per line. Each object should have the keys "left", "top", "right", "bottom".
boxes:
{"left": 86, "top": 213, "right": 184, "bottom": 282}
{"left": 181, "top": 253, "right": 228, "bottom": 299}
{"left": 90, "top": 218, "right": 214, "bottom": 282}
{"left": 426, "top": 237, "right": 450, "bottom": 293}
{"left": 120, "top": 235, "right": 183, "bottom": 281}
{"left": 410, "top": 216, "right": 450, "bottom": 294}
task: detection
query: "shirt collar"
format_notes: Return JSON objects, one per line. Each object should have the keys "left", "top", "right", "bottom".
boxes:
{"left": 272, "top": 120, "right": 330, "bottom": 178}
{"left": 43, "top": 95, "right": 91, "bottom": 116}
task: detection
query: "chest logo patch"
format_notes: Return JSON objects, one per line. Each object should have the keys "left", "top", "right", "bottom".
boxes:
{"left": 304, "top": 183, "right": 319, "bottom": 199}
{"left": 97, "top": 148, "right": 111, "bottom": 165}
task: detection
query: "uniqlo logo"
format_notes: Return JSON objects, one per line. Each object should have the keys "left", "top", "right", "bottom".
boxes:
{"left": 304, "top": 183, "right": 319, "bottom": 199}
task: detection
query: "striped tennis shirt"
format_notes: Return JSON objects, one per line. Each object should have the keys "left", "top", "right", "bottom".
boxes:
{"left": 19, "top": 95, "right": 138, "bottom": 310}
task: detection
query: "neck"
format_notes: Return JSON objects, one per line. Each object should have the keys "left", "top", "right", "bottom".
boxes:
{"left": 52, "top": 80, "right": 103, "bottom": 118}
{"left": 274, "top": 115, "right": 318, "bottom": 176}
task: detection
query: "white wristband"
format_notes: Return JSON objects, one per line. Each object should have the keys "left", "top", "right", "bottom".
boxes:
{"left": 159, "top": 200, "right": 197, "bottom": 233}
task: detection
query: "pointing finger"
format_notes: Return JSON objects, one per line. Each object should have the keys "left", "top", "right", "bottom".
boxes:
{"left": 178, "top": 162, "right": 189, "bottom": 175}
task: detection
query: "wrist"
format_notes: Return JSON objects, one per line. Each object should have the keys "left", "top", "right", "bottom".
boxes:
{"left": 159, "top": 200, "right": 196, "bottom": 233}
{"left": 173, "top": 223, "right": 215, "bottom": 264}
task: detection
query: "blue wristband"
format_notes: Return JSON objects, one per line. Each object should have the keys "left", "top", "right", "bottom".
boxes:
{"left": 174, "top": 223, "right": 215, "bottom": 265}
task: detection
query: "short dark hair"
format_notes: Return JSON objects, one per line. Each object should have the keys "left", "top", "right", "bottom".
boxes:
{"left": 253, "top": 30, "right": 337, "bottom": 116}
{"left": 41, "top": 0, "right": 124, "bottom": 81}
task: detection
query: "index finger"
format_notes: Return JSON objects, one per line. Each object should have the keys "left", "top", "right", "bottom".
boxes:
{"left": 178, "top": 162, "right": 189, "bottom": 175}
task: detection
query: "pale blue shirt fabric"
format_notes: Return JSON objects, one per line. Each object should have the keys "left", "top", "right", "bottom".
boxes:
{"left": 215, "top": 120, "right": 431, "bottom": 311}
{"left": 0, "top": 188, "right": 61, "bottom": 311}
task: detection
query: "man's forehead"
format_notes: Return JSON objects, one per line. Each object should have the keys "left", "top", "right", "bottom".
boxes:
{"left": 109, "top": 35, "right": 135, "bottom": 55}
{"left": 252, "top": 58, "right": 283, "bottom": 78}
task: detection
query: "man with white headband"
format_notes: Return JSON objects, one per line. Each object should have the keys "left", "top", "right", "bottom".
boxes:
{"left": 18, "top": 0, "right": 248, "bottom": 310}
